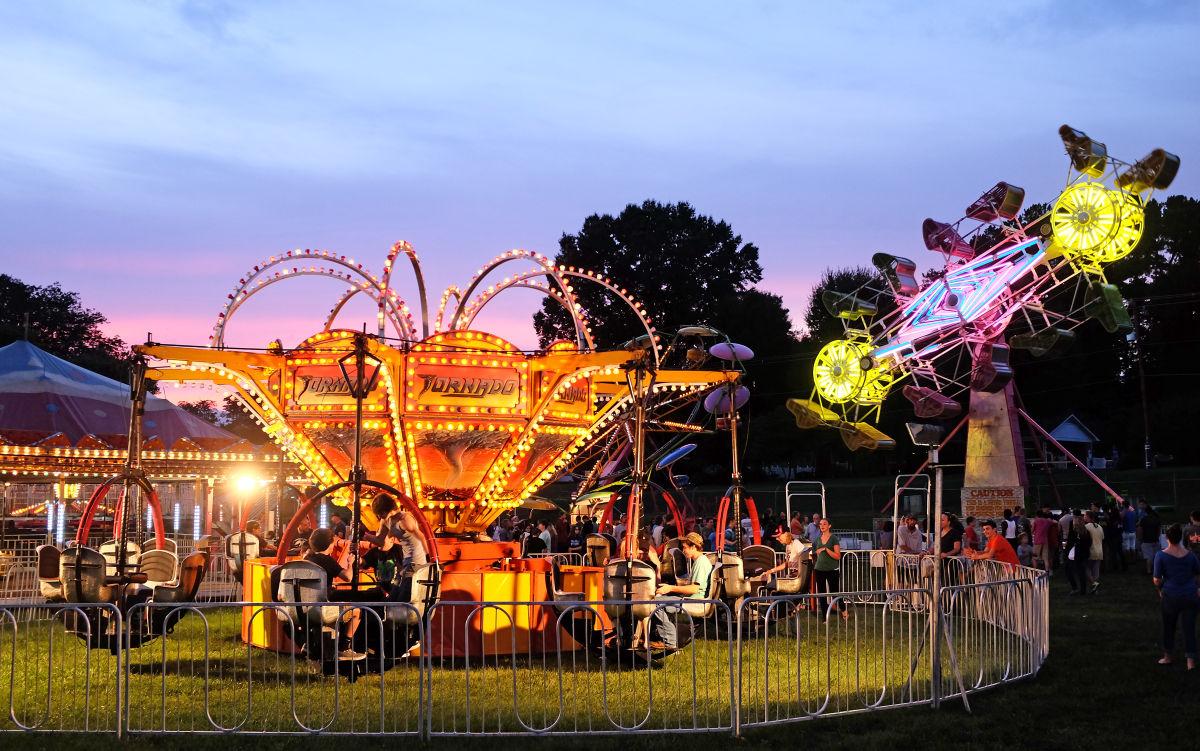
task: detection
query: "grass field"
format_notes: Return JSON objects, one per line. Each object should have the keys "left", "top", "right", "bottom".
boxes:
{"left": 0, "top": 557, "right": 1188, "bottom": 750}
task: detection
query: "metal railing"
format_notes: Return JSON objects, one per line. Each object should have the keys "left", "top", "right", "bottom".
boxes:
{"left": 0, "top": 560, "right": 1049, "bottom": 738}
{"left": 0, "top": 603, "right": 123, "bottom": 734}
{"left": 123, "top": 600, "right": 424, "bottom": 735}
{"left": 524, "top": 552, "right": 586, "bottom": 567}
{"left": 425, "top": 598, "right": 734, "bottom": 736}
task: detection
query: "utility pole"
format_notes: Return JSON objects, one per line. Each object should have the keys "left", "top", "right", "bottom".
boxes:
{"left": 1132, "top": 303, "right": 1152, "bottom": 469}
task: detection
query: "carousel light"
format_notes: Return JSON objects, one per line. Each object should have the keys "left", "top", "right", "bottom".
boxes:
{"left": 193, "top": 504, "right": 201, "bottom": 540}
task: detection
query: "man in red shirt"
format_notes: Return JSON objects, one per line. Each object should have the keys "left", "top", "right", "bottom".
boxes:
{"left": 1031, "top": 510, "right": 1056, "bottom": 574}
{"left": 964, "top": 520, "right": 1022, "bottom": 568}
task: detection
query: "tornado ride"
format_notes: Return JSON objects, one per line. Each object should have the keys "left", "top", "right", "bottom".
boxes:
{"left": 137, "top": 243, "right": 748, "bottom": 662}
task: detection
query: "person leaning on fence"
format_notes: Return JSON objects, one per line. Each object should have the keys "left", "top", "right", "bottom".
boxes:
{"left": 938, "top": 513, "right": 963, "bottom": 585}
{"left": 1152, "top": 524, "right": 1200, "bottom": 670}
{"left": 812, "top": 518, "right": 848, "bottom": 621}
{"left": 896, "top": 515, "right": 925, "bottom": 555}
{"left": 648, "top": 532, "right": 713, "bottom": 650}
{"left": 963, "top": 520, "right": 1021, "bottom": 568}
{"left": 305, "top": 527, "right": 364, "bottom": 660}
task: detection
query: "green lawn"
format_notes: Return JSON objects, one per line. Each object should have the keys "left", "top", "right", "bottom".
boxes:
{"left": 0, "top": 559, "right": 1191, "bottom": 750}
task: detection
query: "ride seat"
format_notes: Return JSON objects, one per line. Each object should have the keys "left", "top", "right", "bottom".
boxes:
{"left": 668, "top": 547, "right": 688, "bottom": 585}
{"left": 59, "top": 546, "right": 115, "bottom": 604}
{"left": 740, "top": 545, "right": 776, "bottom": 577}
{"left": 150, "top": 552, "right": 208, "bottom": 635}
{"left": 139, "top": 549, "right": 180, "bottom": 589}
{"left": 271, "top": 560, "right": 339, "bottom": 629}
{"left": 681, "top": 562, "right": 723, "bottom": 619}
{"left": 585, "top": 533, "right": 616, "bottom": 567}
{"left": 98, "top": 539, "right": 141, "bottom": 578}
{"left": 603, "top": 558, "right": 657, "bottom": 619}
{"left": 36, "top": 544, "right": 63, "bottom": 602}
{"left": 719, "top": 554, "right": 753, "bottom": 599}
{"left": 225, "top": 532, "right": 261, "bottom": 580}
{"left": 386, "top": 562, "right": 442, "bottom": 625}
{"left": 152, "top": 538, "right": 178, "bottom": 554}
{"left": 545, "top": 558, "right": 584, "bottom": 602}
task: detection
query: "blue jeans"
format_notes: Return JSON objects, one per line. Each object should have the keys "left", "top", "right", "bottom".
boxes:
{"left": 1162, "top": 595, "right": 1198, "bottom": 658}
{"left": 651, "top": 600, "right": 684, "bottom": 647}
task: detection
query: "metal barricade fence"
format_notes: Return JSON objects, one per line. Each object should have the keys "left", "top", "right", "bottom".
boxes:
{"left": 525, "top": 552, "right": 585, "bottom": 567}
{"left": 195, "top": 555, "right": 241, "bottom": 602}
{"left": 0, "top": 602, "right": 122, "bottom": 734}
{"left": 735, "top": 589, "right": 934, "bottom": 729}
{"left": 0, "top": 563, "right": 1050, "bottom": 738}
{"left": 424, "top": 599, "right": 734, "bottom": 736}
{"left": 938, "top": 572, "right": 1049, "bottom": 698}
{"left": 123, "top": 600, "right": 423, "bottom": 735}
{"left": 830, "top": 529, "right": 874, "bottom": 550}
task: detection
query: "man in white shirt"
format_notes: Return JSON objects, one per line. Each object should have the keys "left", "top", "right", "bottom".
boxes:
{"left": 614, "top": 514, "right": 627, "bottom": 545}
{"left": 896, "top": 515, "right": 925, "bottom": 554}
{"left": 650, "top": 516, "right": 664, "bottom": 547}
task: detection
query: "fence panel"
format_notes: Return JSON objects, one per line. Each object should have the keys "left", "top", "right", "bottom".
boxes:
{"left": 124, "top": 600, "right": 423, "bottom": 736}
{"left": 425, "top": 599, "right": 733, "bottom": 736}
{"left": 736, "top": 588, "right": 933, "bottom": 729}
{"left": 0, "top": 603, "right": 122, "bottom": 734}
{"left": 939, "top": 570, "right": 1049, "bottom": 698}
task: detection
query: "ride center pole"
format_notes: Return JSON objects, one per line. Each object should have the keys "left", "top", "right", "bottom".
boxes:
{"left": 727, "top": 379, "right": 743, "bottom": 555}
{"left": 929, "top": 446, "right": 944, "bottom": 708}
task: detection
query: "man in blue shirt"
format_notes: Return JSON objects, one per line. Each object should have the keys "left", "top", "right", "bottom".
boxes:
{"left": 649, "top": 532, "right": 713, "bottom": 650}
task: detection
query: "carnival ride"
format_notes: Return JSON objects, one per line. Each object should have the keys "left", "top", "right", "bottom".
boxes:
{"left": 36, "top": 361, "right": 211, "bottom": 652}
{"left": 133, "top": 244, "right": 762, "bottom": 662}
{"left": 787, "top": 126, "right": 1180, "bottom": 467}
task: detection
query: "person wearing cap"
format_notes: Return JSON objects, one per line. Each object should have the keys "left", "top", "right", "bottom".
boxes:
{"left": 761, "top": 530, "right": 810, "bottom": 591}
{"left": 649, "top": 532, "right": 713, "bottom": 650}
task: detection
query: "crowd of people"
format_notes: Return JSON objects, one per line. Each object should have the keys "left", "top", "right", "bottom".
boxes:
{"left": 239, "top": 493, "right": 1200, "bottom": 666}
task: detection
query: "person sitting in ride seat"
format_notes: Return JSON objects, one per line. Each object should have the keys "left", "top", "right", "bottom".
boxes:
{"left": 648, "top": 532, "right": 713, "bottom": 650}
{"left": 761, "top": 531, "right": 808, "bottom": 590}
{"left": 305, "top": 527, "right": 364, "bottom": 660}
{"left": 370, "top": 494, "right": 429, "bottom": 604}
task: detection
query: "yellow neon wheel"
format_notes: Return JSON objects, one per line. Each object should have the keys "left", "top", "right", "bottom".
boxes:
{"left": 1050, "top": 182, "right": 1120, "bottom": 258}
{"left": 813, "top": 340, "right": 867, "bottom": 404}
{"left": 854, "top": 365, "right": 894, "bottom": 406}
{"left": 1091, "top": 191, "right": 1144, "bottom": 264}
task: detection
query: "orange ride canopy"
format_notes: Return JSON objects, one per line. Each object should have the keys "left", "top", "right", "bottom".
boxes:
{"left": 140, "top": 329, "right": 735, "bottom": 535}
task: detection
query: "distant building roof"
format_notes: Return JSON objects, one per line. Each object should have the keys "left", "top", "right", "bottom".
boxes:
{"left": 1049, "top": 414, "right": 1100, "bottom": 445}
